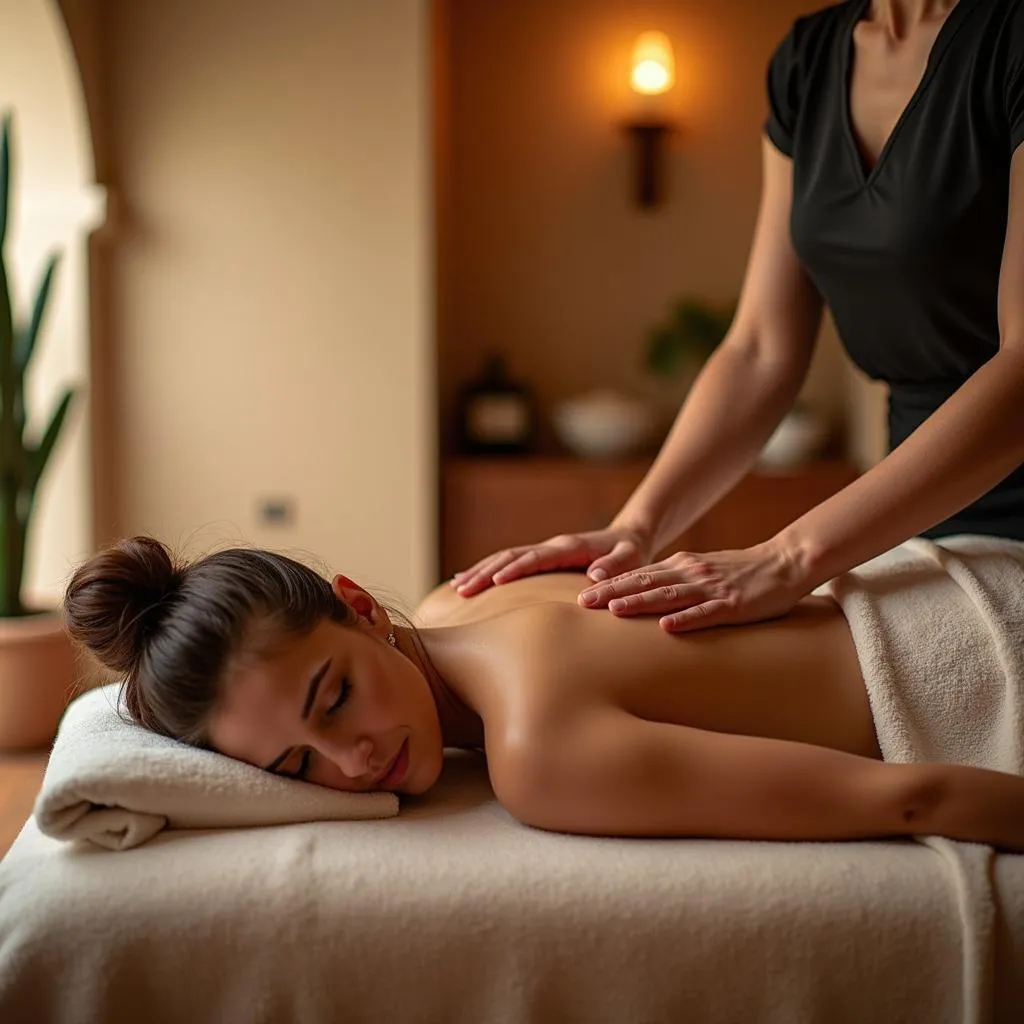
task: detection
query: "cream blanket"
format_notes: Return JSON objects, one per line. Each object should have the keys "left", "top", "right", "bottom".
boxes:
{"left": 814, "top": 534, "right": 1024, "bottom": 772}
{"left": 2, "top": 752, "right": 1022, "bottom": 1023}
{"left": 34, "top": 683, "right": 397, "bottom": 850}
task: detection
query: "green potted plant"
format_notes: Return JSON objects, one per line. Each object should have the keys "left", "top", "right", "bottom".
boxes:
{"left": 644, "top": 294, "right": 829, "bottom": 466}
{"left": 0, "top": 111, "right": 79, "bottom": 751}
{"left": 643, "top": 296, "right": 736, "bottom": 381}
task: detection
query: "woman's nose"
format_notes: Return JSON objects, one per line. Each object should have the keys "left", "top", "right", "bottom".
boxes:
{"left": 319, "top": 734, "right": 374, "bottom": 780}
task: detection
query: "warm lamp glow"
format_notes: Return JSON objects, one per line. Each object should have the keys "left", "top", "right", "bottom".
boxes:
{"left": 623, "top": 31, "right": 678, "bottom": 208}
{"left": 630, "top": 31, "right": 675, "bottom": 96}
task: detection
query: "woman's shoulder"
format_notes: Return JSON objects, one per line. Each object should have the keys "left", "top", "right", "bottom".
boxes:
{"left": 765, "top": 2, "right": 859, "bottom": 154}
{"left": 474, "top": 604, "right": 601, "bottom": 812}
{"left": 774, "top": 1, "right": 858, "bottom": 54}
{"left": 453, "top": 599, "right": 612, "bottom": 754}
{"left": 414, "top": 572, "right": 590, "bottom": 629}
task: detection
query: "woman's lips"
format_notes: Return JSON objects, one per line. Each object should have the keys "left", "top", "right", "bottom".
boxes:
{"left": 377, "top": 738, "right": 409, "bottom": 789}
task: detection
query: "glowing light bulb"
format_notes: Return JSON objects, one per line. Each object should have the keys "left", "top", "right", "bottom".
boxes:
{"left": 630, "top": 31, "right": 675, "bottom": 96}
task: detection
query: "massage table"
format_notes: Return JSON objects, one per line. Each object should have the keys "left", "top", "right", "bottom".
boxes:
{"left": 1, "top": 744, "right": 1023, "bottom": 1023}
{"left": 4, "top": 534, "right": 1024, "bottom": 1022}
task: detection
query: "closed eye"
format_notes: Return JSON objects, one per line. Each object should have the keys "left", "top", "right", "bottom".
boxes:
{"left": 326, "top": 677, "right": 351, "bottom": 717}
{"left": 284, "top": 749, "right": 312, "bottom": 781}
{"left": 280, "top": 678, "right": 351, "bottom": 781}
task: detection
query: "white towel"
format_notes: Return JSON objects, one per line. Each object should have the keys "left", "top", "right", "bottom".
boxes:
{"left": 812, "top": 534, "right": 1024, "bottom": 1023}
{"left": 814, "top": 534, "right": 1024, "bottom": 773}
{"left": 34, "top": 683, "right": 398, "bottom": 851}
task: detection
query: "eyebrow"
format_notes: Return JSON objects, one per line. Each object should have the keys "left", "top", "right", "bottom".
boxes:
{"left": 262, "top": 656, "right": 332, "bottom": 772}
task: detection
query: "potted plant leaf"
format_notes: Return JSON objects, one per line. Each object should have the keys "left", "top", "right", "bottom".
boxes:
{"left": 644, "top": 294, "right": 829, "bottom": 466}
{"left": 0, "top": 111, "right": 79, "bottom": 751}
{"left": 644, "top": 297, "right": 736, "bottom": 381}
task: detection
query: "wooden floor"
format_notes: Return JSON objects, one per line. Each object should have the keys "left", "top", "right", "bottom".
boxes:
{"left": 0, "top": 751, "right": 49, "bottom": 858}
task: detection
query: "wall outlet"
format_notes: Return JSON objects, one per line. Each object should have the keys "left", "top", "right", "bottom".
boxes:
{"left": 258, "top": 497, "right": 296, "bottom": 526}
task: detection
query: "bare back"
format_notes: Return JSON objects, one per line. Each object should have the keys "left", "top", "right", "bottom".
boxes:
{"left": 417, "top": 575, "right": 881, "bottom": 760}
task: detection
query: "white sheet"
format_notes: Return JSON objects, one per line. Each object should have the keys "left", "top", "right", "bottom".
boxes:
{"left": 3, "top": 752, "right": 1023, "bottom": 1023}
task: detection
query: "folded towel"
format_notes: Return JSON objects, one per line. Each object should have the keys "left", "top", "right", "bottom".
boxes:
{"left": 814, "top": 534, "right": 1024, "bottom": 773}
{"left": 34, "top": 683, "right": 398, "bottom": 851}
{"left": 811, "top": 534, "right": 1024, "bottom": 1023}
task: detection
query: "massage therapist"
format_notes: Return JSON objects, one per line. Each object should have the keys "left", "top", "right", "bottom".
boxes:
{"left": 451, "top": 0, "right": 1024, "bottom": 634}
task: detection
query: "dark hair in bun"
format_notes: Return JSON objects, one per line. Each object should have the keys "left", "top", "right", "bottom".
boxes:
{"left": 64, "top": 536, "right": 355, "bottom": 745}
{"left": 63, "top": 537, "right": 183, "bottom": 676}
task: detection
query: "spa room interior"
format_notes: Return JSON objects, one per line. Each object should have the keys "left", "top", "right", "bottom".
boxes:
{"left": 2, "top": 1, "right": 1021, "bottom": 1022}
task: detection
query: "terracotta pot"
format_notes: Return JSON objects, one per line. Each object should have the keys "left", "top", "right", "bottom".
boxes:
{"left": 0, "top": 611, "right": 78, "bottom": 752}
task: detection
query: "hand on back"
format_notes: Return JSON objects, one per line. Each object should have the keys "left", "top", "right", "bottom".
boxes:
{"left": 450, "top": 526, "right": 652, "bottom": 597}
{"left": 576, "top": 539, "right": 811, "bottom": 633}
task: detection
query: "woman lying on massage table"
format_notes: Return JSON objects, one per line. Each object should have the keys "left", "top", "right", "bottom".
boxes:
{"left": 64, "top": 535, "right": 1024, "bottom": 851}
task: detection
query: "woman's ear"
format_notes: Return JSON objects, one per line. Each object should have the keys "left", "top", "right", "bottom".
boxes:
{"left": 332, "top": 574, "right": 377, "bottom": 622}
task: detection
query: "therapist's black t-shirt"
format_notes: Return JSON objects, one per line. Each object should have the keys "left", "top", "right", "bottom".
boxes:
{"left": 765, "top": 0, "right": 1024, "bottom": 540}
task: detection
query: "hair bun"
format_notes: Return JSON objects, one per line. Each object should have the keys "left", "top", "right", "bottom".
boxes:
{"left": 64, "top": 536, "right": 183, "bottom": 674}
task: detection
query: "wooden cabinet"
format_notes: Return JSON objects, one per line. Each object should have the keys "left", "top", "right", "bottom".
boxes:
{"left": 440, "top": 457, "right": 859, "bottom": 580}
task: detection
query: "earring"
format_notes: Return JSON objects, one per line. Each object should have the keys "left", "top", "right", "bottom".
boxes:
{"left": 386, "top": 630, "right": 397, "bottom": 647}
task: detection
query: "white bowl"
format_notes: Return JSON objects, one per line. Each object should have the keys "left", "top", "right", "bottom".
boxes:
{"left": 758, "top": 410, "right": 827, "bottom": 468}
{"left": 553, "top": 391, "right": 654, "bottom": 460}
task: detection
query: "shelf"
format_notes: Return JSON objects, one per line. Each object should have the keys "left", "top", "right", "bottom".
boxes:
{"left": 440, "top": 458, "right": 859, "bottom": 580}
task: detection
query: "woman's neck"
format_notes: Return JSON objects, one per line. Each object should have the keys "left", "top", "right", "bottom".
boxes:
{"left": 395, "top": 623, "right": 487, "bottom": 749}
{"left": 870, "top": 0, "right": 958, "bottom": 38}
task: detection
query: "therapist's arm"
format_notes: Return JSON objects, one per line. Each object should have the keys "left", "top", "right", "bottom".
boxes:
{"left": 776, "top": 146, "right": 1024, "bottom": 590}
{"left": 451, "top": 140, "right": 822, "bottom": 596}
{"left": 607, "top": 140, "right": 824, "bottom": 558}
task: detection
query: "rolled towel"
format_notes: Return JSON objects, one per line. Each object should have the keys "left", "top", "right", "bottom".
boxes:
{"left": 34, "top": 683, "right": 398, "bottom": 851}
{"left": 814, "top": 534, "right": 1024, "bottom": 774}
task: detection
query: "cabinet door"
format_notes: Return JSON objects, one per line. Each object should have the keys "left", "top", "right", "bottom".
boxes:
{"left": 593, "top": 463, "right": 696, "bottom": 556}
{"left": 442, "top": 461, "right": 603, "bottom": 578}
{"left": 441, "top": 459, "right": 859, "bottom": 581}
{"left": 689, "top": 462, "right": 859, "bottom": 551}
{"left": 592, "top": 464, "right": 648, "bottom": 525}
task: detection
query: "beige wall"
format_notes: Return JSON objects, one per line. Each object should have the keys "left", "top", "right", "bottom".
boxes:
{"left": 58, "top": 0, "right": 121, "bottom": 546}
{"left": 85, "top": 0, "right": 436, "bottom": 602}
{"left": 0, "top": 0, "right": 106, "bottom": 605}
{"left": 439, "top": 0, "right": 886, "bottom": 460}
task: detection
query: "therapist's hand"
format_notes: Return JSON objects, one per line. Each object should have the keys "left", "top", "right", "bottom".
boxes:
{"left": 450, "top": 526, "right": 652, "bottom": 597}
{"left": 576, "top": 538, "right": 811, "bottom": 633}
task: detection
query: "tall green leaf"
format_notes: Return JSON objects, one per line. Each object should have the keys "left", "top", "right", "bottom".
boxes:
{"left": 0, "top": 247, "right": 12, "bottom": 411}
{"left": 17, "top": 254, "right": 59, "bottom": 372}
{"left": 0, "top": 478, "right": 21, "bottom": 617}
{"left": 0, "top": 113, "right": 9, "bottom": 248}
{"left": 0, "top": 119, "right": 14, "bottom": 496}
{"left": 27, "top": 387, "right": 76, "bottom": 494}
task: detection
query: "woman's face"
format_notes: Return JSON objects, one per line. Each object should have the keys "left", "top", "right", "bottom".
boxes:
{"left": 206, "top": 579, "right": 445, "bottom": 794}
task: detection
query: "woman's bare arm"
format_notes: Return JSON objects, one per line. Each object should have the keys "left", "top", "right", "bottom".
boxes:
{"left": 450, "top": 140, "right": 822, "bottom": 596}
{"left": 778, "top": 145, "right": 1024, "bottom": 588}
{"left": 609, "top": 139, "right": 824, "bottom": 555}
{"left": 492, "top": 708, "right": 1024, "bottom": 850}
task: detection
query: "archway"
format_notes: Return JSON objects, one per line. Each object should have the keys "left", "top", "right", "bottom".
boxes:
{"left": 0, "top": 0, "right": 105, "bottom": 605}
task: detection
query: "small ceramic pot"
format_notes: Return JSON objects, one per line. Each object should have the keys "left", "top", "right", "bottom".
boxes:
{"left": 758, "top": 409, "right": 828, "bottom": 468}
{"left": 554, "top": 390, "right": 655, "bottom": 460}
{"left": 0, "top": 610, "right": 78, "bottom": 751}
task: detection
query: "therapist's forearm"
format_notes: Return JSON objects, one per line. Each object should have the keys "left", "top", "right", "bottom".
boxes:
{"left": 778, "top": 349, "right": 1024, "bottom": 589}
{"left": 611, "top": 336, "right": 810, "bottom": 554}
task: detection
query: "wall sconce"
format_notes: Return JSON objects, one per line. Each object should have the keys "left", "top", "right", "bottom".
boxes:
{"left": 624, "top": 31, "right": 676, "bottom": 209}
